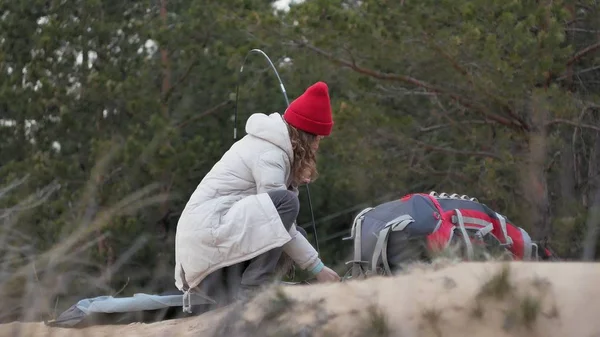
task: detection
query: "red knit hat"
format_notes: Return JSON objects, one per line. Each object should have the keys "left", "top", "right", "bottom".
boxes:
{"left": 283, "top": 81, "right": 334, "bottom": 136}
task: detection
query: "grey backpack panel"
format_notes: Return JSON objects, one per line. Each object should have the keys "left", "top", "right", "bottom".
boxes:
{"left": 342, "top": 194, "right": 445, "bottom": 277}
{"left": 359, "top": 195, "right": 440, "bottom": 262}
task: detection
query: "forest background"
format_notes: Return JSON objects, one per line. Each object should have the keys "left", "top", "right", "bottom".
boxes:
{"left": 0, "top": 0, "right": 599, "bottom": 322}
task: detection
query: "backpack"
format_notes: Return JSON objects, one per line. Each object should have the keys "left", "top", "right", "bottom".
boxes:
{"left": 343, "top": 191, "right": 547, "bottom": 278}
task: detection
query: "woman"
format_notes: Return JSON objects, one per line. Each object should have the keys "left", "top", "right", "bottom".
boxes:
{"left": 174, "top": 81, "right": 340, "bottom": 309}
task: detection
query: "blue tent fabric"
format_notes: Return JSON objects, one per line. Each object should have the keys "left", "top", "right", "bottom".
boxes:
{"left": 45, "top": 292, "right": 216, "bottom": 328}
{"left": 76, "top": 293, "right": 209, "bottom": 314}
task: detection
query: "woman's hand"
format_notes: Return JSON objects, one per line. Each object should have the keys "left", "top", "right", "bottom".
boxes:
{"left": 299, "top": 167, "right": 314, "bottom": 185}
{"left": 315, "top": 266, "right": 341, "bottom": 283}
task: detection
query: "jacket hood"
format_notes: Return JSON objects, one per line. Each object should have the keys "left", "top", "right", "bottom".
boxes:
{"left": 245, "top": 112, "right": 293, "bottom": 160}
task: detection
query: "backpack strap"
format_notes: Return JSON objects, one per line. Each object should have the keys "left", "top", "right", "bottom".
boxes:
{"left": 369, "top": 214, "right": 415, "bottom": 276}
{"left": 494, "top": 212, "right": 514, "bottom": 246}
{"left": 531, "top": 243, "right": 539, "bottom": 259}
{"left": 450, "top": 215, "right": 494, "bottom": 238}
{"left": 518, "top": 227, "right": 533, "bottom": 259}
{"left": 343, "top": 207, "right": 374, "bottom": 278}
{"left": 453, "top": 209, "right": 474, "bottom": 260}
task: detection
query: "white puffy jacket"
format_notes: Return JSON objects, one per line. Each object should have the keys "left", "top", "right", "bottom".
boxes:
{"left": 174, "top": 112, "right": 322, "bottom": 291}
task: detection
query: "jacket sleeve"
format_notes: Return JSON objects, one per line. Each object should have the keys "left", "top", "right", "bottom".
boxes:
{"left": 252, "top": 150, "right": 289, "bottom": 194}
{"left": 252, "top": 152, "right": 321, "bottom": 271}
{"left": 283, "top": 223, "right": 322, "bottom": 272}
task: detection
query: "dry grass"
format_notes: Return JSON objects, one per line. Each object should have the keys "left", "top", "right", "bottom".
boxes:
{"left": 420, "top": 307, "right": 442, "bottom": 337}
{"left": 0, "top": 261, "right": 595, "bottom": 337}
{"left": 471, "top": 263, "right": 559, "bottom": 333}
{"left": 476, "top": 263, "right": 513, "bottom": 300}
{"left": 0, "top": 146, "right": 173, "bottom": 327}
{"left": 356, "top": 304, "right": 391, "bottom": 337}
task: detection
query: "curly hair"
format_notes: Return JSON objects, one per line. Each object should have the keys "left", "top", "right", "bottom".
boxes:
{"left": 286, "top": 122, "right": 319, "bottom": 186}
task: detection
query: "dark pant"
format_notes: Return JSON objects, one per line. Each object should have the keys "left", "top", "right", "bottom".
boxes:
{"left": 197, "top": 189, "right": 300, "bottom": 306}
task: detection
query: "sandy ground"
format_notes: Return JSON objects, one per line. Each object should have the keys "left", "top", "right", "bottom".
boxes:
{"left": 0, "top": 305, "right": 230, "bottom": 337}
{"left": 1, "top": 261, "right": 599, "bottom": 337}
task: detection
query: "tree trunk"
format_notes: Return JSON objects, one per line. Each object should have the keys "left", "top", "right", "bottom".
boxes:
{"left": 159, "top": 0, "right": 173, "bottom": 238}
{"left": 160, "top": 0, "right": 170, "bottom": 118}
{"left": 582, "top": 187, "right": 600, "bottom": 261}
{"left": 581, "top": 115, "right": 600, "bottom": 261}
{"left": 522, "top": 92, "right": 552, "bottom": 242}
{"left": 559, "top": 142, "right": 577, "bottom": 211}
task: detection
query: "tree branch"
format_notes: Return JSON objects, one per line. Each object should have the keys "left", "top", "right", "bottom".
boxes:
{"left": 175, "top": 100, "right": 231, "bottom": 129}
{"left": 557, "top": 65, "right": 600, "bottom": 82}
{"left": 159, "top": 0, "right": 170, "bottom": 118}
{"left": 419, "top": 120, "right": 498, "bottom": 133}
{"left": 545, "top": 119, "right": 600, "bottom": 132}
{"left": 422, "top": 34, "right": 528, "bottom": 129}
{"left": 296, "top": 40, "right": 525, "bottom": 131}
{"left": 163, "top": 30, "right": 211, "bottom": 104}
{"left": 411, "top": 139, "right": 502, "bottom": 160}
{"left": 162, "top": 59, "right": 200, "bottom": 104}
{"left": 408, "top": 166, "right": 470, "bottom": 182}
{"left": 567, "top": 41, "right": 600, "bottom": 66}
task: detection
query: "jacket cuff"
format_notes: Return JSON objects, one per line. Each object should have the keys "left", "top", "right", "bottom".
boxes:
{"left": 309, "top": 260, "right": 324, "bottom": 275}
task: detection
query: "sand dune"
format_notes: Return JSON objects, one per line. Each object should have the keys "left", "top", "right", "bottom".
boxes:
{"left": 1, "top": 261, "right": 599, "bottom": 337}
